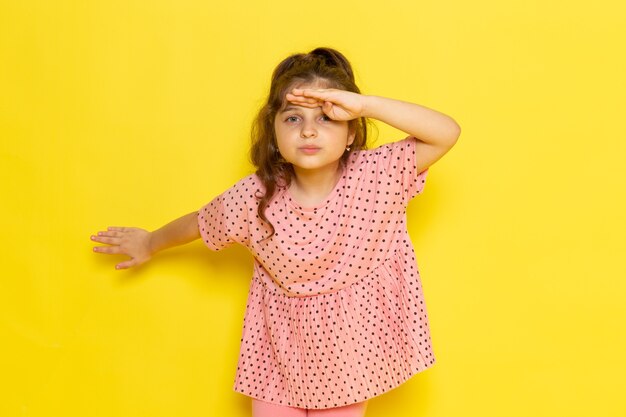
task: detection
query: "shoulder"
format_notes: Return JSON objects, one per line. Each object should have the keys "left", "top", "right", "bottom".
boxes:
{"left": 220, "top": 172, "right": 264, "bottom": 195}
{"left": 370, "top": 136, "right": 417, "bottom": 156}
{"left": 348, "top": 136, "right": 416, "bottom": 166}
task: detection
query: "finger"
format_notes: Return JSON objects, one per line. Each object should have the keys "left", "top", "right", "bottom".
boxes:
{"left": 296, "top": 91, "right": 327, "bottom": 100}
{"left": 293, "top": 91, "right": 344, "bottom": 109}
{"left": 107, "top": 227, "right": 127, "bottom": 232}
{"left": 91, "top": 230, "right": 122, "bottom": 241}
{"left": 115, "top": 259, "right": 135, "bottom": 270}
{"left": 291, "top": 87, "right": 328, "bottom": 96}
{"left": 292, "top": 87, "right": 331, "bottom": 95}
{"left": 289, "top": 89, "right": 318, "bottom": 100}
{"left": 298, "top": 88, "right": 336, "bottom": 99}
{"left": 91, "top": 235, "right": 122, "bottom": 245}
{"left": 286, "top": 100, "right": 321, "bottom": 109}
{"left": 286, "top": 94, "right": 319, "bottom": 104}
{"left": 93, "top": 245, "right": 121, "bottom": 254}
{"left": 94, "top": 230, "right": 122, "bottom": 238}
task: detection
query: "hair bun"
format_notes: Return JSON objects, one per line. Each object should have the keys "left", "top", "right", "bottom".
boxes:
{"left": 308, "top": 47, "right": 355, "bottom": 81}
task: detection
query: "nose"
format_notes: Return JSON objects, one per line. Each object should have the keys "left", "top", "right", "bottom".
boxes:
{"left": 300, "top": 120, "right": 317, "bottom": 138}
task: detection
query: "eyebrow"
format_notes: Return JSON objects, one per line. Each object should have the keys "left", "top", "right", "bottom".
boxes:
{"left": 279, "top": 105, "right": 302, "bottom": 113}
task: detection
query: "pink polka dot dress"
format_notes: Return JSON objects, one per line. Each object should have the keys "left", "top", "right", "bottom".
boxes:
{"left": 198, "top": 136, "right": 436, "bottom": 409}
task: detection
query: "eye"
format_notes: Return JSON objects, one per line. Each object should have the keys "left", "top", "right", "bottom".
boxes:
{"left": 320, "top": 115, "right": 332, "bottom": 122}
{"left": 285, "top": 115, "right": 300, "bottom": 123}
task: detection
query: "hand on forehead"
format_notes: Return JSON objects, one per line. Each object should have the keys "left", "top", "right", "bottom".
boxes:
{"left": 281, "top": 85, "right": 363, "bottom": 122}
{"left": 286, "top": 87, "right": 334, "bottom": 108}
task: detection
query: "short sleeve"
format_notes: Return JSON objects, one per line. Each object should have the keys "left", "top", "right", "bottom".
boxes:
{"left": 379, "top": 136, "right": 428, "bottom": 202}
{"left": 197, "top": 181, "right": 251, "bottom": 251}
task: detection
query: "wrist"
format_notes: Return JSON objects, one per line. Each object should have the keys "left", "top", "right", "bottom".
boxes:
{"left": 147, "top": 231, "right": 158, "bottom": 256}
{"left": 360, "top": 94, "right": 379, "bottom": 119}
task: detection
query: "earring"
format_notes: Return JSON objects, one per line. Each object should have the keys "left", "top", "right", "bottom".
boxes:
{"left": 345, "top": 146, "right": 351, "bottom": 152}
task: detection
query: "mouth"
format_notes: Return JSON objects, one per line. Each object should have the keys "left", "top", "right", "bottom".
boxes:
{"left": 299, "top": 146, "right": 321, "bottom": 154}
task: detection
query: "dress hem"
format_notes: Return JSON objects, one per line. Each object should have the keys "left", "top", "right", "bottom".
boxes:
{"left": 232, "top": 357, "right": 436, "bottom": 410}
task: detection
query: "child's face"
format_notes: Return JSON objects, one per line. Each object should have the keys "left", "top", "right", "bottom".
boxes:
{"left": 274, "top": 82, "right": 355, "bottom": 174}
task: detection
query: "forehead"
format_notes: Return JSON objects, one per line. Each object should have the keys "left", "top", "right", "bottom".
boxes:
{"left": 291, "top": 79, "right": 331, "bottom": 89}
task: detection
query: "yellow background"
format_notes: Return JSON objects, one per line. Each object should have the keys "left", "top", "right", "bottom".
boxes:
{"left": 1, "top": 0, "right": 624, "bottom": 416}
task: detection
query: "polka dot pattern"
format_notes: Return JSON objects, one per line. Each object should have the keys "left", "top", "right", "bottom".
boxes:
{"left": 198, "top": 136, "right": 435, "bottom": 409}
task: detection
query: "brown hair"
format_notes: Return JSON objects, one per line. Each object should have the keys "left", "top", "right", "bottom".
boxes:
{"left": 249, "top": 47, "right": 369, "bottom": 243}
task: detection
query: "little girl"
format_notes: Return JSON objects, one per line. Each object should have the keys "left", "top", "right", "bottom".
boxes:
{"left": 91, "top": 47, "right": 460, "bottom": 417}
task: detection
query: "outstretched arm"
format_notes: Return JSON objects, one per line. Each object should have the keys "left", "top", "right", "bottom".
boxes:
{"left": 91, "top": 211, "right": 201, "bottom": 270}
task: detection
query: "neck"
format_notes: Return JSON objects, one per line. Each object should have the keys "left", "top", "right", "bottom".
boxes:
{"left": 290, "top": 161, "right": 343, "bottom": 198}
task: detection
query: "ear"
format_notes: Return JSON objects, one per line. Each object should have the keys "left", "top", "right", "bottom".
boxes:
{"left": 347, "top": 126, "right": 356, "bottom": 146}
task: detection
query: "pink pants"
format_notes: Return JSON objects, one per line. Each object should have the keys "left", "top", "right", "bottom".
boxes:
{"left": 251, "top": 398, "right": 369, "bottom": 417}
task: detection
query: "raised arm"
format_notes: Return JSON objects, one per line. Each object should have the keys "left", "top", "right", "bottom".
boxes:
{"left": 361, "top": 95, "right": 460, "bottom": 173}
{"left": 286, "top": 88, "right": 461, "bottom": 173}
{"left": 91, "top": 210, "right": 201, "bottom": 270}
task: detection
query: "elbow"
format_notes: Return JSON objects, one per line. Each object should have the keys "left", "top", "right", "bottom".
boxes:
{"left": 454, "top": 124, "right": 461, "bottom": 142}
{"left": 445, "top": 121, "right": 461, "bottom": 145}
